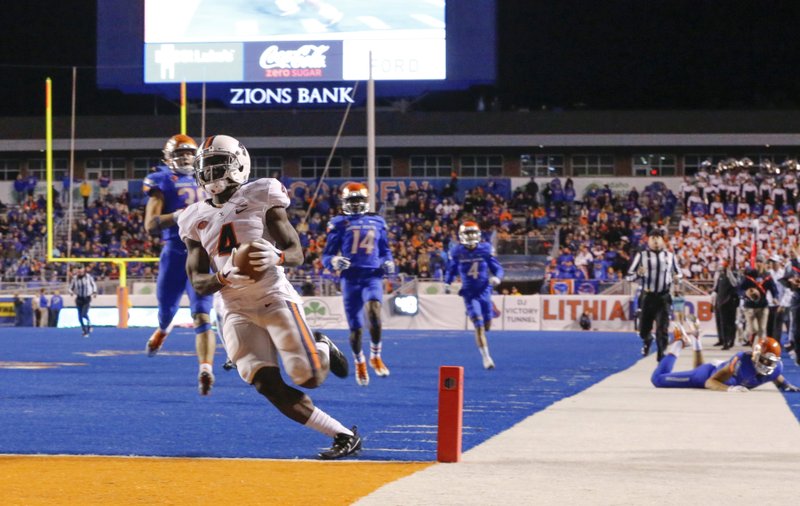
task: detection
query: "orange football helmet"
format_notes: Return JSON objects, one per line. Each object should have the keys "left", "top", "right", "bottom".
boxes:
{"left": 458, "top": 221, "right": 481, "bottom": 248}
{"left": 162, "top": 134, "right": 198, "bottom": 175}
{"left": 341, "top": 183, "right": 369, "bottom": 215}
{"left": 752, "top": 337, "right": 781, "bottom": 375}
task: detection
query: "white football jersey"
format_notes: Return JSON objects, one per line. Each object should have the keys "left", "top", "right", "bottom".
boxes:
{"left": 177, "top": 178, "right": 301, "bottom": 309}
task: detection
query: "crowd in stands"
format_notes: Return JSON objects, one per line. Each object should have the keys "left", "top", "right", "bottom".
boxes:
{"left": 6, "top": 159, "right": 800, "bottom": 295}
{"left": 543, "top": 179, "right": 678, "bottom": 285}
{"left": 670, "top": 160, "right": 800, "bottom": 281}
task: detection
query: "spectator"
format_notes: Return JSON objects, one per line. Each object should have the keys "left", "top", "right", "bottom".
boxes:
{"left": 79, "top": 179, "right": 92, "bottom": 209}
{"left": 49, "top": 290, "right": 63, "bottom": 327}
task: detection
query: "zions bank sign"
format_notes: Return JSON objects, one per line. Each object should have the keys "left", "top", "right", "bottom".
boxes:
{"left": 227, "top": 85, "right": 359, "bottom": 108}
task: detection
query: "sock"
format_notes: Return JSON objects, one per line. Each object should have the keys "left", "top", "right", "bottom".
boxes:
{"left": 692, "top": 334, "right": 703, "bottom": 351}
{"left": 199, "top": 362, "right": 212, "bottom": 374}
{"left": 479, "top": 346, "right": 492, "bottom": 359}
{"left": 370, "top": 342, "right": 382, "bottom": 359}
{"left": 668, "top": 341, "right": 684, "bottom": 356}
{"left": 304, "top": 407, "right": 352, "bottom": 438}
{"left": 353, "top": 351, "right": 366, "bottom": 364}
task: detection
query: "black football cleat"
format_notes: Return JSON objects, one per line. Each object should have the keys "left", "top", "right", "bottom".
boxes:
{"left": 319, "top": 426, "right": 362, "bottom": 460}
{"left": 222, "top": 358, "right": 236, "bottom": 371}
{"left": 314, "top": 331, "right": 348, "bottom": 378}
{"left": 641, "top": 337, "right": 653, "bottom": 357}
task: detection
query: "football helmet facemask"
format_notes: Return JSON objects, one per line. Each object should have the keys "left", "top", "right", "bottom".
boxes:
{"left": 458, "top": 221, "right": 481, "bottom": 248}
{"left": 194, "top": 135, "right": 251, "bottom": 195}
{"left": 752, "top": 336, "right": 781, "bottom": 375}
{"left": 163, "top": 134, "right": 198, "bottom": 176}
{"left": 341, "top": 183, "right": 369, "bottom": 215}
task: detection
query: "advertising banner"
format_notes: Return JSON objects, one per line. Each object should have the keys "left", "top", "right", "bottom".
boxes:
{"left": 501, "top": 296, "right": 540, "bottom": 331}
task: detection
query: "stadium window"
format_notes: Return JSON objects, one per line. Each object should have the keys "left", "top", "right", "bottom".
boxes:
{"left": 350, "top": 155, "right": 393, "bottom": 178}
{"left": 631, "top": 154, "right": 676, "bottom": 176}
{"left": 571, "top": 154, "right": 614, "bottom": 176}
{"left": 0, "top": 159, "right": 20, "bottom": 181}
{"left": 300, "top": 156, "right": 342, "bottom": 178}
{"left": 27, "top": 158, "right": 68, "bottom": 181}
{"left": 85, "top": 158, "right": 127, "bottom": 179}
{"left": 410, "top": 155, "right": 452, "bottom": 177}
{"left": 251, "top": 156, "right": 283, "bottom": 179}
{"left": 132, "top": 157, "right": 162, "bottom": 179}
{"left": 520, "top": 154, "right": 564, "bottom": 177}
{"left": 683, "top": 154, "right": 726, "bottom": 176}
{"left": 460, "top": 155, "right": 503, "bottom": 177}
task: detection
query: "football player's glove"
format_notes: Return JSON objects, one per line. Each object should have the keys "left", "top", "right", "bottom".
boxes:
{"left": 489, "top": 276, "right": 501, "bottom": 287}
{"left": 331, "top": 256, "right": 351, "bottom": 271}
{"left": 382, "top": 260, "right": 396, "bottom": 275}
{"left": 727, "top": 385, "right": 749, "bottom": 393}
{"left": 249, "top": 239, "right": 284, "bottom": 271}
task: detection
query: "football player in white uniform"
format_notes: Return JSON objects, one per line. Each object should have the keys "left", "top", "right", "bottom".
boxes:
{"left": 177, "top": 135, "right": 361, "bottom": 460}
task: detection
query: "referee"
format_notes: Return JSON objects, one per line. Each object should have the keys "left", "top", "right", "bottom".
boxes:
{"left": 626, "top": 229, "right": 682, "bottom": 361}
{"left": 69, "top": 265, "right": 97, "bottom": 337}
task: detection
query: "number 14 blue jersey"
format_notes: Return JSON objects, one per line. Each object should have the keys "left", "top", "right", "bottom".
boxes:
{"left": 322, "top": 213, "right": 393, "bottom": 276}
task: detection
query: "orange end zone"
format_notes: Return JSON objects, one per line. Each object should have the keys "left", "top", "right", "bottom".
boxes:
{"left": 0, "top": 455, "right": 433, "bottom": 505}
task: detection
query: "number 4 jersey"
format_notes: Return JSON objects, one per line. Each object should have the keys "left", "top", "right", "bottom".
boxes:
{"left": 445, "top": 242, "right": 504, "bottom": 296}
{"left": 322, "top": 213, "right": 393, "bottom": 279}
{"left": 177, "top": 178, "right": 300, "bottom": 307}
{"left": 143, "top": 165, "right": 206, "bottom": 242}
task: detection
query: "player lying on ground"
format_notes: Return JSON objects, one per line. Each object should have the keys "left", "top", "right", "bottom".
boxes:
{"left": 651, "top": 327, "right": 799, "bottom": 392}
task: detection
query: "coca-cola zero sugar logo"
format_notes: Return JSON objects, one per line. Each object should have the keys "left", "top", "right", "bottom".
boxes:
{"left": 259, "top": 44, "right": 329, "bottom": 78}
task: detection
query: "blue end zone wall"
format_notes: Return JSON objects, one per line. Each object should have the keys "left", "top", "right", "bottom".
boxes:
{"left": 0, "top": 328, "right": 797, "bottom": 461}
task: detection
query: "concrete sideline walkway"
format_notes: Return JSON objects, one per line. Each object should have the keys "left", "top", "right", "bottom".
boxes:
{"left": 355, "top": 343, "right": 800, "bottom": 505}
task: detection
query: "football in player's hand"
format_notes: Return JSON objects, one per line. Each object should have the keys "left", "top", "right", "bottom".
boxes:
{"left": 232, "top": 243, "right": 265, "bottom": 281}
{"left": 745, "top": 287, "right": 761, "bottom": 302}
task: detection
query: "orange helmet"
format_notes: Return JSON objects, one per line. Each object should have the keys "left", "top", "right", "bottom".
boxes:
{"left": 162, "top": 134, "right": 198, "bottom": 175}
{"left": 752, "top": 337, "right": 781, "bottom": 375}
{"left": 458, "top": 221, "right": 481, "bottom": 248}
{"left": 341, "top": 183, "right": 369, "bottom": 215}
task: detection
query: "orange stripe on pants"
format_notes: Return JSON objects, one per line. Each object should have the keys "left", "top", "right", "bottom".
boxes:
{"left": 288, "top": 301, "right": 321, "bottom": 371}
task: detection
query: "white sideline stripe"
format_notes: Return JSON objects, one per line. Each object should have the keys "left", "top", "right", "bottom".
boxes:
{"left": 355, "top": 346, "right": 800, "bottom": 504}
{"left": 356, "top": 16, "right": 391, "bottom": 30}
{"left": 409, "top": 14, "right": 445, "bottom": 29}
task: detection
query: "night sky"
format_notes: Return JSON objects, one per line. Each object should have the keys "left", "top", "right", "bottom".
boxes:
{"left": 2, "top": 1, "right": 800, "bottom": 115}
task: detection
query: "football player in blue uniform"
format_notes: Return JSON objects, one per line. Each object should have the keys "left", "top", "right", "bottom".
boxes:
{"left": 445, "top": 221, "right": 504, "bottom": 369}
{"left": 652, "top": 333, "right": 799, "bottom": 392}
{"left": 143, "top": 134, "right": 217, "bottom": 395}
{"left": 322, "top": 183, "right": 395, "bottom": 386}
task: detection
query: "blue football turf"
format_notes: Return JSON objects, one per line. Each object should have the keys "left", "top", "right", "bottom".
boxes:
{"left": 1, "top": 327, "right": 798, "bottom": 461}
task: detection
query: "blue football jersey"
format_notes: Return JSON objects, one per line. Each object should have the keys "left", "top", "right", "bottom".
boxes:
{"left": 143, "top": 165, "right": 206, "bottom": 242}
{"left": 322, "top": 213, "right": 393, "bottom": 274}
{"left": 715, "top": 352, "right": 783, "bottom": 389}
{"left": 445, "top": 242, "right": 504, "bottom": 293}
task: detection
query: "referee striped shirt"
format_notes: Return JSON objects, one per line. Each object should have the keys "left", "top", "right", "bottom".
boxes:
{"left": 70, "top": 274, "right": 97, "bottom": 298}
{"left": 626, "top": 249, "right": 682, "bottom": 293}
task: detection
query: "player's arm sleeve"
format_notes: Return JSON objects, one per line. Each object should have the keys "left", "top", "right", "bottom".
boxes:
{"left": 321, "top": 222, "right": 342, "bottom": 271}
{"left": 625, "top": 252, "right": 641, "bottom": 281}
{"left": 487, "top": 253, "right": 504, "bottom": 279}
{"left": 672, "top": 254, "right": 683, "bottom": 278}
{"left": 253, "top": 178, "right": 290, "bottom": 211}
{"left": 444, "top": 251, "right": 459, "bottom": 284}
{"left": 176, "top": 206, "right": 200, "bottom": 243}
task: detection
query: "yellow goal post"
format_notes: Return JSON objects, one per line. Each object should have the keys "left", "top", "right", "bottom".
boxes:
{"left": 45, "top": 78, "right": 160, "bottom": 328}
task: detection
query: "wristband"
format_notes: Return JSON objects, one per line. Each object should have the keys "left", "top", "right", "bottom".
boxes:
{"left": 215, "top": 271, "right": 231, "bottom": 286}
